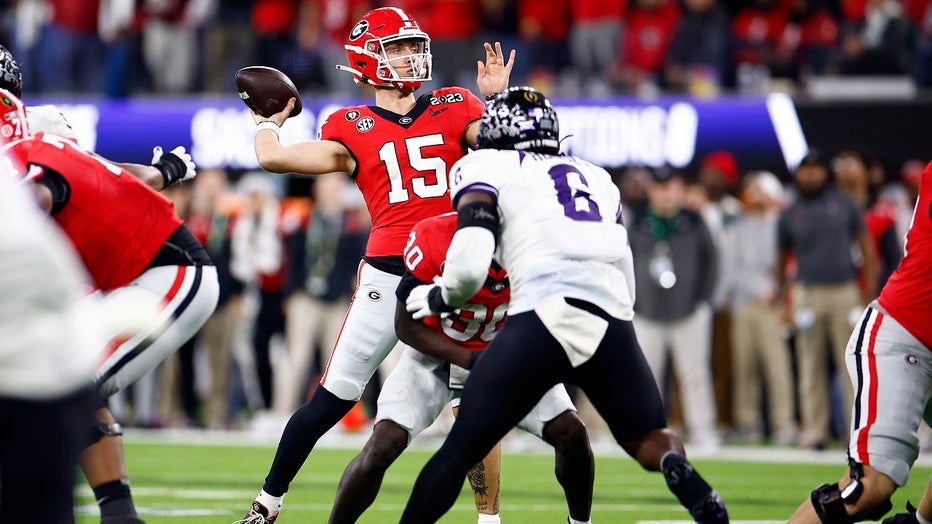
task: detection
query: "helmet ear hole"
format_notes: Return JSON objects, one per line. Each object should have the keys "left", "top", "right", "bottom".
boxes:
{"left": 479, "top": 87, "right": 560, "bottom": 155}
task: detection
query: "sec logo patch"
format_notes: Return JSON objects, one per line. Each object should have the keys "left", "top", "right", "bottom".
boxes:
{"left": 356, "top": 117, "right": 375, "bottom": 133}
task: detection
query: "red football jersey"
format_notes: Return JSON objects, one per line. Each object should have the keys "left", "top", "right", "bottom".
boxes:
{"left": 878, "top": 161, "right": 932, "bottom": 349}
{"left": 403, "top": 212, "right": 509, "bottom": 351}
{"left": 7, "top": 133, "right": 182, "bottom": 291}
{"left": 320, "top": 86, "right": 484, "bottom": 258}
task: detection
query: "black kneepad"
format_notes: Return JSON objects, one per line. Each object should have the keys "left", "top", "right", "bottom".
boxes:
{"left": 811, "top": 483, "right": 855, "bottom": 524}
{"left": 810, "top": 481, "right": 893, "bottom": 524}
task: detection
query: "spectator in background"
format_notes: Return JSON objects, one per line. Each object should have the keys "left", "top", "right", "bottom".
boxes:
{"left": 297, "top": 0, "right": 371, "bottom": 95}
{"left": 694, "top": 150, "right": 743, "bottom": 438}
{"left": 836, "top": 0, "right": 917, "bottom": 76}
{"left": 692, "top": 152, "right": 743, "bottom": 303}
{"left": 730, "top": 0, "right": 789, "bottom": 94}
{"left": 697, "top": 150, "right": 743, "bottom": 238}
{"left": 203, "top": 0, "right": 254, "bottom": 92}
{"left": 833, "top": 148, "right": 901, "bottom": 290}
{"left": 99, "top": 0, "right": 144, "bottom": 98}
{"left": 628, "top": 165, "right": 721, "bottom": 452}
{"left": 664, "top": 0, "right": 731, "bottom": 96}
{"left": 904, "top": 0, "right": 932, "bottom": 86}
{"left": 774, "top": 0, "right": 840, "bottom": 80}
{"left": 568, "top": 0, "right": 626, "bottom": 96}
{"left": 402, "top": 0, "right": 482, "bottom": 91}
{"left": 477, "top": 0, "right": 528, "bottom": 86}
{"left": 777, "top": 149, "right": 878, "bottom": 450}
{"left": 141, "top": 0, "right": 213, "bottom": 93}
{"left": 155, "top": 183, "right": 198, "bottom": 428}
{"left": 900, "top": 157, "right": 926, "bottom": 206}
{"left": 38, "top": 0, "right": 107, "bottom": 93}
{"left": 10, "top": 0, "right": 47, "bottom": 95}
{"left": 252, "top": 0, "right": 300, "bottom": 76}
{"left": 608, "top": 0, "right": 681, "bottom": 95}
{"left": 617, "top": 166, "right": 652, "bottom": 226}
{"left": 231, "top": 173, "right": 286, "bottom": 414}
{"left": 274, "top": 172, "right": 369, "bottom": 415}
{"left": 725, "top": 171, "right": 798, "bottom": 446}
{"left": 161, "top": 168, "right": 244, "bottom": 429}
{"left": 517, "top": 0, "right": 572, "bottom": 92}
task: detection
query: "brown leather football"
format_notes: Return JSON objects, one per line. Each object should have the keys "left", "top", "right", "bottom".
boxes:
{"left": 235, "top": 66, "right": 303, "bottom": 118}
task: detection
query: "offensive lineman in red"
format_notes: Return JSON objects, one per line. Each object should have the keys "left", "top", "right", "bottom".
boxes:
{"left": 0, "top": 89, "right": 219, "bottom": 524}
{"left": 236, "top": 6, "right": 515, "bottom": 523}
{"left": 789, "top": 160, "right": 932, "bottom": 523}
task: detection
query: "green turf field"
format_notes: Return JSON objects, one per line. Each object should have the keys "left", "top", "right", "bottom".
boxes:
{"left": 74, "top": 438, "right": 931, "bottom": 523}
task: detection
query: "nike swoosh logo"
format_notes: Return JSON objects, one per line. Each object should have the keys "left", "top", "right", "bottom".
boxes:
{"left": 430, "top": 108, "right": 448, "bottom": 116}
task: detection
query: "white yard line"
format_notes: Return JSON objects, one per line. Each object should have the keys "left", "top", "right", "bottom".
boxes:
{"left": 121, "top": 427, "right": 932, "bottom": 466}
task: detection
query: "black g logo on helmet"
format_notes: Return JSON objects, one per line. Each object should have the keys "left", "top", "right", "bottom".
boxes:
{"left": 349, "top": 20, "right": 369, "bottom": 41}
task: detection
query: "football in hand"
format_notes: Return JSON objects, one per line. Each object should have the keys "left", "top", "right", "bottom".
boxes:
{"left": 235, "top": 66, "right": 303, "bottom": 118}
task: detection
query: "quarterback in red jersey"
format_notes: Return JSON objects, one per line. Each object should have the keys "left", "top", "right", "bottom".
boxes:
{"left": 325, "top": 212, "right": 594, "bottom": 524}
{"left": 789, "top": 161, "right": 932, "bottom": 524}
{"left": 0, "top": 88, "right": 219, "bottom": 524}
{"left": 236, "top": 6, "right": 516, "bottom": 522}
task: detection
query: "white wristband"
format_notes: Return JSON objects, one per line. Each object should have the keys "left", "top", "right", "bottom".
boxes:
{"left": 255, "top": 121, "right": 280, "bottom": 136}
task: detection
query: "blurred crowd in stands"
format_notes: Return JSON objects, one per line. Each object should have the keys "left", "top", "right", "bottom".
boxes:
{"left": 1, "top": 0, "right": 931, "bottom": 98}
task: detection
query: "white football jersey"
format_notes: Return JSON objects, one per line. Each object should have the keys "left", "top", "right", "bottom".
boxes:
{"left": 450, "top": 149, "right": 635, "bottom": 319}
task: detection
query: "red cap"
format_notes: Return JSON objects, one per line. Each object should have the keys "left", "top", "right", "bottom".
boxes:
{"left": 701, "top": 150, "right": 740, "bottom": 186}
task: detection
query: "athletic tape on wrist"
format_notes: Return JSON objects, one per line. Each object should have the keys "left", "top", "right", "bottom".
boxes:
{"left": 256, "top": 121, "right": 280, "bottom": 136}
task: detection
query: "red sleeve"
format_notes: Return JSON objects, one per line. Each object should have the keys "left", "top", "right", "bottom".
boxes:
{"left": 462, "top": 88, "right": 485, "bottom": 121}
{"left": 319, "top": 106, "right": 355, "bottom": 143}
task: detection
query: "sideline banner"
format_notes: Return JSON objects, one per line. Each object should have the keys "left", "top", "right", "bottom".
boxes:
{"left": 33, "top": 94, "right": 808, "bottom": 175}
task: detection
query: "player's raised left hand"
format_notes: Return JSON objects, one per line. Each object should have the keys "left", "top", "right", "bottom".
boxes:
{"left": 476, "top": 42, "right": 515, "bottom": 98}
{"left": 406, "top": 280, "right": 455, "bottom": 320}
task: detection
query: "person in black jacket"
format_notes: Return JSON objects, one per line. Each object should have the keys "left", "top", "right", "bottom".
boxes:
{"left": 628, "top": 164, "right": 721, "bottom": 452}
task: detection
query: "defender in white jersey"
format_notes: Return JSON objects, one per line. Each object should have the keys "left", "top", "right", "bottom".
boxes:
{"left": 400, "top": 87, "right": 729, "bottom": 524}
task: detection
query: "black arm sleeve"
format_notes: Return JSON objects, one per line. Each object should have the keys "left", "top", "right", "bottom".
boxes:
{"left": 33, "top": 165, "right": 71, "bottom": 215}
